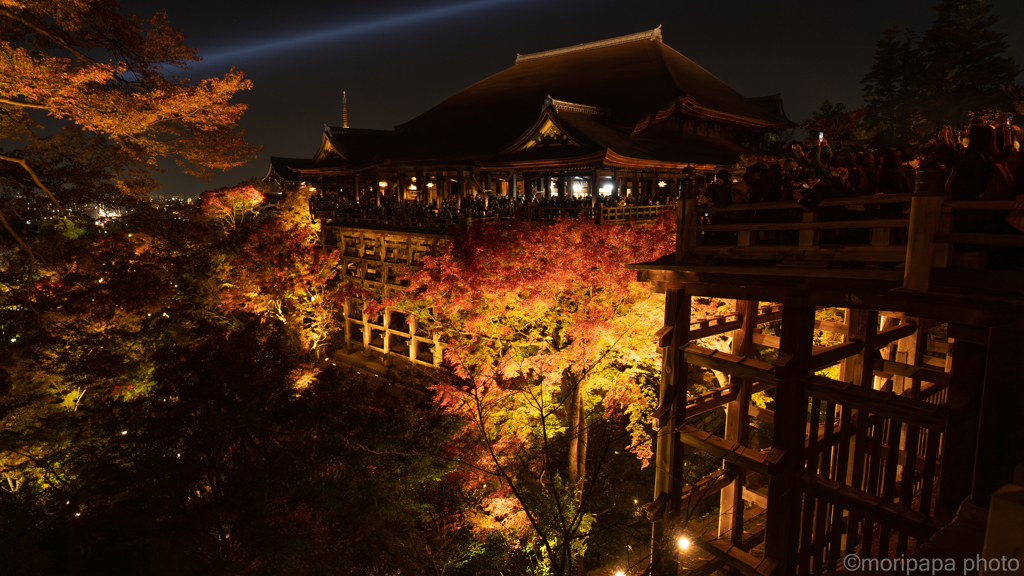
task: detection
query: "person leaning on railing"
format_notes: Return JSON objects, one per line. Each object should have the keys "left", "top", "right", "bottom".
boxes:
{"left": 935, "top": 119, "right": 1024, "bottom": 268}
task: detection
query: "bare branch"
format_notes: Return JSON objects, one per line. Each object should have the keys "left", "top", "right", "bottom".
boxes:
{"left": 0, "top": 154, "right": 67, "bottom": 216}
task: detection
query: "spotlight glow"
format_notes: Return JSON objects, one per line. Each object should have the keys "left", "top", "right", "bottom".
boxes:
{"left": 198, "top": 0, "right": 535, "bottom": 66}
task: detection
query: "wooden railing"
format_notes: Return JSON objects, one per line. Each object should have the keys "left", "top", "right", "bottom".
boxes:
{"left": 674, "top": 189, "right": 1023, "bottom": 292}
{"left": 309, "top": 201, "right": 670, "bottom": 228}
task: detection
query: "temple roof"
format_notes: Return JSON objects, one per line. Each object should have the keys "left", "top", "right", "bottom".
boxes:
{"left": 269, "top": 28, "right": 790, "bottom": 180}
{"left": 384, "top": 27, "right": 787, "bottom": 163}
{"left": 315, "top": 126, "right": 394, "bottom": 164}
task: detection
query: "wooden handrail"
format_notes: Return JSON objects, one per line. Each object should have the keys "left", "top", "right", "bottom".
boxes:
{"left": 943, "top": 200, "right": 1019, "bottom": 210}
{"left": 704, "top": 193, "right": 914, "bottom": 212}
{"left": 694, "top": 217, "right": 910, "bottom": 233}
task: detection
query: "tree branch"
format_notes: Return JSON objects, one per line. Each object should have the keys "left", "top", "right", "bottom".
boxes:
{"left": 0, "top": 154, "right": 67, "bottom": 215}
{"left": 0, "top": 97, "right": 48, "bottom": 109}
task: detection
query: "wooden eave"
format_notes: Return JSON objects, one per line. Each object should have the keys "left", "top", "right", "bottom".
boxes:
{"left": 477, "top": 149, "right": 719, "bottom": 173}
{"left": 312, "top": 132, "right": 342, "bottom": 163}
{"left": 500, "top": 110, "right": 588, "bottom": 155}
{"left": 633, "top": 96, "right": 788, "bottom": 134}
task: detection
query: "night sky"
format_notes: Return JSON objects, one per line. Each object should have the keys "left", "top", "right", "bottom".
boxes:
{"left": 119, "top": 0, "right": 1024, "bottom": 196}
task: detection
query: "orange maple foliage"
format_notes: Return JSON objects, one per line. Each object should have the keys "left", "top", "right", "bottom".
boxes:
{"left": 0, "top": 0, "right": 258, "bottom": 213}
{"left": 386, "top": 213, "right": 676, "bottom": 561}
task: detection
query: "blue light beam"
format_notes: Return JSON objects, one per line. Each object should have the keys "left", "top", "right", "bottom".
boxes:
{"left": 197, "top": 0, "right": 528, "bottom": 66}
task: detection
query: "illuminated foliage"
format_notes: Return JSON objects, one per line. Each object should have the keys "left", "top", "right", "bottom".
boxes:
{"left": 0, "top": 0, "right": 258, "bottom": 231}
{"left": 387, "top": 213, "right": 675, "bottom": 573}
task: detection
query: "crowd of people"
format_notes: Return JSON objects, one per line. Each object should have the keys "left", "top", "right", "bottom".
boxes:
{"left": 698, "top": 118, "right": 1024, "bottom": 250}
{"left": 310, "top": 185, "right": 663, "bottom": 223}
{"left": 307, "top": 117, "right": 1024, "bottom": 262}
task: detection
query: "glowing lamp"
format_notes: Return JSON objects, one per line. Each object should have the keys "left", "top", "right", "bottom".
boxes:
{"left": 616, "top": 572, "right": 625, "bottom": 576}
{"left": 600, "top": 184, "right": 613, "bottom": 195}
{"left": 427, "top": 182, "right": 435, "bottom": 188}
{"left": 572, "top": 182, "right": 583, "bottom": 193}
{"left": 409, "top": 184, "right": 417, "bottom": 191}
{"left": 658, "top": 180, "right": 667, "bottom": 188}
{"left": 678, "top": 536, "right": 690, "bottom": 551}
{"left": 379, "top": 181, "right": 388, "bottom": 188}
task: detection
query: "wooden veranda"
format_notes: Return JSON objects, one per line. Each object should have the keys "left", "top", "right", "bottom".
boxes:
{"left": 630, "top": 171, "right": 1024, "bottom": 575}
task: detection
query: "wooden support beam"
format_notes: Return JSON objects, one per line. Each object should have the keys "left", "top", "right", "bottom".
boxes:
{"left": 972, "top": 325, "right": 1024, "bottom": 506}
{"left": 678, "top": 469, "right": 736, "bottom": 510}
{"left": 651, "top": 288, "right": 692, "bottom": 576}
{"left": 764, "top": 296, "right": 815, "bottom": 572}
{"left": 869, "top": 320, "right": 918, "bottom": 350}
{"left": 720, "top": 300, "right": 757, "bottom": 544}
{"left": 692, "top": 538, "right": 780, "bottom": 576}
{"left": 742, "top": 486, "right": 769, "bottom": 509}
{"left": 796, "top": 472, "right": 940, "bottom": 540}
{"left": 814, "top": 318, "right": 850, "bottom": 336}
{"left": 804, "top": 374, "right": 947, "bottom": 431}
{"left": 755, "top": 309, "right": 784, "bottom": 325}
{"left": 686, "top": 382, "right": 773, "bottom": 419}
{"left": 682, "top": 343, "right": 782, "bottom": 384}
{"left": 750, "top": 403, "right": 774, "bottom": 423}
{"left": 870, "top": 357, "right": 951, "bottom": 387}
{"left": 809, "top": 340, "right": 864, "bottom": 371}
{"left": 689, "top": 318, "right": 743, "bottom": 340}
{"left": 753, "top": 332, "right": 828, "bottom": 352}
{"left": 678, "top": 425, "right": 784, "bottom": 476}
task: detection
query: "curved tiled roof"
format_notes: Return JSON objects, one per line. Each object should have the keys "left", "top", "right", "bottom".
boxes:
{"left": 385, "top": 29, "right": 787, "bottom": 163}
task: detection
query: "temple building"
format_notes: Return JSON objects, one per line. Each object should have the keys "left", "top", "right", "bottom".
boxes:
{"left": 266, "top": 27, "right": 792, "bottom": 202}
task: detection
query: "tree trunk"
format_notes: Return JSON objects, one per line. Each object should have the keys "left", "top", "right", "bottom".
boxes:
{"left": 566, "top": 373, "right": 580, "bottom": 486}
{"left": 566, "top": 373, "right": 587, "bottom": 486}
{"left": 576, "top": 382, "right": 587, "bottom": 484}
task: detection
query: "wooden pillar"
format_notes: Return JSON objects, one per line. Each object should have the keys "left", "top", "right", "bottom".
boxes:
{"left": 903, "top": 192, "right": 946, "bottom": 291}
{"left": 408, "top": 315, "right": 418, "bottom": 363}
{"left": 353, "top": 174, "right": 361, "bottom": 204}
{"left": 632, "top": 172, "right": 639, "bottom": 198}
{"left": 719, "top": 300, "right": 758, "bottom": 543}
{"left": 510, "top": 173, "right": 518, "bottom": 198}
{"left": 456, "top": 170, "right": 464, "bottom": 209}
{"left": 764, "top": 296, "right": 815, "bottom": 572}
{"left": 591, "top": 169, "right": 599, "bottom": 210}
{"left": 343, "top": 297, "right": 354, "bottom": 348}
{"left": 375, "top": 173, "right": 383, "bottom": 207}
{"left": 972, "top": 325, "right": 1024, "bottom": 507}
{"left": 382, "top": 307, "right": 392, "bottom": 366}
{"left": 650, "top": 287, "right": 691, "bottom": 576}
{"left": 937, "top": 328, "right": 986, "bottom": 519}
{"left": 675, "top": 191, "right": 697, "bottom": 265}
